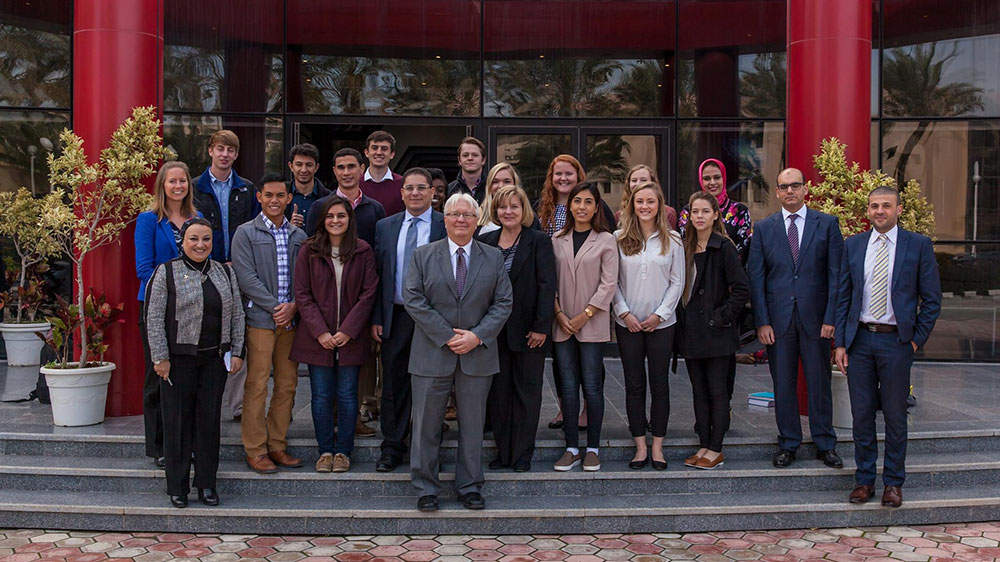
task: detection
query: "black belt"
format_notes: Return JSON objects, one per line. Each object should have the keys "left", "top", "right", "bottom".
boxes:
{"left": 860, "top": 322, "right": 897, "bottom": 333}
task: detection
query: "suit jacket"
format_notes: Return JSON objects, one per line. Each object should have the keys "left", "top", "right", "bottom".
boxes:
{"left": 478, "top": 227, "right": 556, "bottom": 352}
{"left": 134, "top": 210, "right": 202, "bottom": 301}
{"left": 371, "top": 210, "right": 446, "bottom": 339}
{"left": 835, "top": 227, "right": 942, "bottom": 350}
{"left": 551, "top": 230, "right": 619, "bottom": 343}
{"left": 747, "top": 208, "right": 843, "bottom": 338}
{"left": 403, "top": 238, "right": 513, "bottom": 376}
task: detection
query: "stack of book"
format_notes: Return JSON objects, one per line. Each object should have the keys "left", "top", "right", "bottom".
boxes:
{"left": 747, "top": 391, "right": 775, "bottom": 408}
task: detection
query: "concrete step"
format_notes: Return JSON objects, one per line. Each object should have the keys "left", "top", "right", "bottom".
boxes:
{"left": 1, "top": 485, "right": 998, "bottom": 535}
{"left": 1, "top": 452, "right": 998, "bottom": 497}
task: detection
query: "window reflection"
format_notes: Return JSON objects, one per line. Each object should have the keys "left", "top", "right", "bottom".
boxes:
{"left": 0, "top": 110, "right": 70, "bottom": 194}
{"left": 585, "top": 135, "right": 661, "bottom": 213}
{"left": 496, "top": 134, "right": 573, "bottom": 202}
{"left": 924, "top": 242, "right": 1000, "bottom": 361}
{"left": 163, "top": 114, "right": 284, "bottom": 185}
{"left": 0, "top": 2, "right": 72, "bottom": 108}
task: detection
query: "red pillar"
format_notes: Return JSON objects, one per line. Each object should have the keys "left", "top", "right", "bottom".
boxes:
{"left": 787, "top": 0, "right": 872, "bottom": 180}
{"left": 74, "top": 0, "right": 163, "bottom": 416}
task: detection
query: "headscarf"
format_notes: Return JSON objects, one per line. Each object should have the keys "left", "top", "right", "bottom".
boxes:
{"left": 698, "top": 158, "right": 728, "bottom": 206}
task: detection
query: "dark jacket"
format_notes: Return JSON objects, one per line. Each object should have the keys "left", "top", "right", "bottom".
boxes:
{"left": 304, "top": 192, "right": 386, "bottom": 247}
{"left": 193, "top": 168, "right": 259, "bottom": 262}
{"left": 448, "top": 174, "right": 486, "bottom": 206}
{"left": 478, "top": 227, "right": 556, "bottom": 352}
{"left": 285, "top": 177, "right": 331, "bottom": 226}
{"left": 681, "top": 232, "right": 749, "bottom": 359}
{"left": 290, "top": 240, "right": 378, "bottom": 367}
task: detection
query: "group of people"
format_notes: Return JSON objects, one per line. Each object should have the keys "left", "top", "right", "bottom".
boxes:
{"left": 135, "top": 129, "right": 941, "bottom": 513}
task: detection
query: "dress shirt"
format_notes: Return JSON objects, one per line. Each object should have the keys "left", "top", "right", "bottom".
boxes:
{"left": 781, "top": 204, "right": 807, "bottom": 247}
{"left": 336, "top": 187, "right": 364, "bottom": 209}
{"left": 860, "top": 225, "right": 898, "bottom": 325}
{"left": 261, "top": 213, "right": 292, "bottom": 304}
{"left": 394, "top": 206, "right": 433, "bottom": 303}
{"left": 210, "top": 169, "right": 233, "bottom": 257}
{"left": 447, "top": 237, "right": 474, "bottom": 279}
{"left": 364, "top": 167, "right": 395, "bottom": 183}
{"left": 612, "top": 230, "right": 685, "bottom": 329}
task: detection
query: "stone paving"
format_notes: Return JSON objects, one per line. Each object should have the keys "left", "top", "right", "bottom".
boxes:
{"left": 2, "top": 522, "right": 1000, "bottom": 561}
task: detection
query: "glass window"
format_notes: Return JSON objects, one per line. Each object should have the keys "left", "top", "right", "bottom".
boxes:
{"left": 881, "top": 120, "right": 1000, "bottom": 241}
{"left": 164, "top": 114, "right": 284, "bottom": 186}
{"left": 883, "top": 0, "right": 1000, "bottom": 118}
{"left": 585, "top": 134, "right": 661, "bottom": 214}
{"left": 164, "top": 1, "right": 283, "bottom": 113}
{"left": 677, "top": 0, "right": 786, "bottom": 118}
{"left": 495, "top": 133, "right": 573, "bottom": 202}
{"left": 0, "top": 110, "right": 70, "bottom": 194}
{"left": 484, "top": 1, "right": 674, "bottom": 117}
{"left": 676, "top": 121, "right": 785, "bottom": 218}
{"left": 287, "top": 0, "right": 481, "bottom": 116}
{"left": 0, "top": 1, "right": 72, "bottom": 108}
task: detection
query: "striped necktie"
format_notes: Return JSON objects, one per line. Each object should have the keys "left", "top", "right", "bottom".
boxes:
{"left": 870, "top": 234, "right": 889, "bottom": 319}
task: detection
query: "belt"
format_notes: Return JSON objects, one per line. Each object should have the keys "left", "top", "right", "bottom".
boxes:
{"left": 860, "top": 322, "right": 897, "bottom": 333}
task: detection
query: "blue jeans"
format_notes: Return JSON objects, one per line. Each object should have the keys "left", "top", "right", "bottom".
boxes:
{"left": 308, "top": 364, "right": 360, "bottom": 456}
{"left": 554, "top": 338, "right": 605, "bottom": 449}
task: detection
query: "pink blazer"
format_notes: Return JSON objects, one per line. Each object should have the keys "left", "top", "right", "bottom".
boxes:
{"left": 552, "top": 230, "right": 619, "bottom": 343}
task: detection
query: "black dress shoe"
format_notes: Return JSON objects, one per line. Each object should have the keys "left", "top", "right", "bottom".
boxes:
{"left": 169, "top": 494, "right": 188, "bottom": 508}
{"left": 651, "top": 459, "right": 668, "bottom": 471}
{"left": 198, "top": 488, "right": 220, "bottom": 506}
{"left": 817, "top": 449, "right": 844, "bottom": 468}
{"left": 628, "top": 457, "right": 649, "bottom": 470}
{"left": 154, "top": 456, "right": 166, "bottom": 468}
{"left": 488, "top": 458, "right": 506, "bottom": 470}
{"left": 375, "top": 455, "right": 399, "bottom": 473}
{"left": 513, "top": 459, "right": 531, "bottom": 472}
{"left": 773, "top": 449, "right": 796, "bottom": 468}
{"left": 548, "top": 419, "right": 564, "bottom": 429}
{"left": 459, "top": 492, "right": 485, "bottom": 510}
{"left": 417, "top": 495, "right": 439, "bottom": 512}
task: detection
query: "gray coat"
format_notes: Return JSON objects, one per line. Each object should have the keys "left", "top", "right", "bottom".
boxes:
{"left": 231, "top": 214, "right": 307, "bottom": 330}
{"left": 403, "top": 238, "right": 513, "bottom": 376}
{"left": 145, "top": 259, "right": 246, "bottom": 363}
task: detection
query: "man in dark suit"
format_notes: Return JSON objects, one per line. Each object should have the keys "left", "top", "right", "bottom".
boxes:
{"left": 835, "top": 186, "right": 941, "bottom": 508}
{"left": 371, "top": 168, "right": 446, "bottom": 472}
{"left": 403, "top": 192, "right": 512, "bottom": 512}
{"left": 747, "top": 167, "right": 845, "bottom": 469}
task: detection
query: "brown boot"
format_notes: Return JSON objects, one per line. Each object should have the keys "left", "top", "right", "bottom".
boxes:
{"left": 246, "top": 454, "right": 278, "bottom": 474}
{"left": 268, "top": 449, "right": 303, "bottom": 468}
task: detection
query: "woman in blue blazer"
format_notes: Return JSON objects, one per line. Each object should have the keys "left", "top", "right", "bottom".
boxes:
{"left": 135, "top": 161, "right": 201, "bottom": 467}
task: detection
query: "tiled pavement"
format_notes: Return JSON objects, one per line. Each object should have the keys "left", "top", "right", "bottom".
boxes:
{"left": 2, "top": 522, "right": 1000, "bottom": 561}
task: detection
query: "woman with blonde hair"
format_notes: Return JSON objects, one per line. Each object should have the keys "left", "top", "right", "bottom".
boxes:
{"left": 477, "top": 162, "right": 522, "bottom": 235}
{"left": 613, "top": 181, "right": 684, "bottom": 469}
{"left": 617, "top": 165, "right": 677, "bottom": 229}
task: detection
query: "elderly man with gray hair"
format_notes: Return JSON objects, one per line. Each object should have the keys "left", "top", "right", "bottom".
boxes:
{"left": 403, "top": 192, "right": 513, "bottom": 512}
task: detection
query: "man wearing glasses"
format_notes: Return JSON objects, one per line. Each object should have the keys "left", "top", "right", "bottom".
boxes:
{"left": 748, "top": 167, "right": 845, "bottom": 470}
{"left": 371, "top": 168, "right": 446, "bottom": 473}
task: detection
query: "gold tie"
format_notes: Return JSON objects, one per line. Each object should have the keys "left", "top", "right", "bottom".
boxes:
{"left": 870, "top": 234, "right": 889, "bottom": 319}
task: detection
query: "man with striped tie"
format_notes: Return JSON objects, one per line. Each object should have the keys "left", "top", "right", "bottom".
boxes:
{"left": 835, "top": 186, "right": 941, "bottom": 508}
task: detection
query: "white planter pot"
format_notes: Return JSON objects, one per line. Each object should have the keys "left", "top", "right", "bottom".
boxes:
{"left": 40, "top": 362, "right": 115, "bottom": 427}
{"left": 0, "top": 365, "right": 40, "bottom": 402}
{"left": 831, "top": 367, "right": 854, "bottom": 430}
{"left": 0, "top": 322, "right": 50, "bottom": 366}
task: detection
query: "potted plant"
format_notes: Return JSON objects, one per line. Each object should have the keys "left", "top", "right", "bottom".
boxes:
{"left": 807, "top": 137, "right": 935, "bottom": 428}
{"left": 36, "top": 106, "right": 166, "bottom": 426}
{"left": 0, "top": 188, "right": 64, "bottom": 366}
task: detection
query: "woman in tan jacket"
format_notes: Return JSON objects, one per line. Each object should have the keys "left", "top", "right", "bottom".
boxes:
{"left": 551, "top": 182, "right": 619, "bottom": 472}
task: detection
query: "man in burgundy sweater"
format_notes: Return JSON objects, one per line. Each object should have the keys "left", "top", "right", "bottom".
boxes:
{"left": 361, "top": 130, "right": 405, "bottom": 217}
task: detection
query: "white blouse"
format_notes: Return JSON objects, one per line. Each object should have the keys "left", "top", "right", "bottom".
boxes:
{"left": 612, "top": 229, "right": 685, "bottom": 330}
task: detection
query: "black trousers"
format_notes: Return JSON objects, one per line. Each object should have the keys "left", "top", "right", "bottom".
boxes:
{"left": 616, "top": 324, "right": 674, "bottom": 438}
{"left": 139, "top": 313, "right": 162, "bottom": 459}
{"left": 687, "top": 355, "right": 732, "bottom": 452}
{"left": 487, "top": 337, "right": 545, "bottom": 466}
{"left": 379, "top": 305, "right": 416, "bottom": 460}
{"left": 160, "top": 352, "right": 226, "bottom": 496}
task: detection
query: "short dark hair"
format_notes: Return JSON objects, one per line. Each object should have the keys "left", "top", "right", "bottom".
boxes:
{"left": 333, "top": 147, "right": 364, "bottom": 165}
{"left": 457, "top": 136, "right": 486, "bottom": 158}
{"left": 288, "top": 143, "right": 319, "bottom": 163}
{"left": 426, "top": 167, "right": 446, "bottom": 182}
{"left": 402, "top": 167, "right": 432, "bottom": 185}
{"left": 366, "top": 130, "right": 396, "bottom": 150}
{"left": 869, "top": 185, "right": 901, "bottom": 205}
{"left": 257, "top": 172, "right": 290, "bottom": 193}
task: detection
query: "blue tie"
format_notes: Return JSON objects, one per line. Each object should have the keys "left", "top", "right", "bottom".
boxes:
{"left": 401, "top": 216, "right": 420, "bottom": 283}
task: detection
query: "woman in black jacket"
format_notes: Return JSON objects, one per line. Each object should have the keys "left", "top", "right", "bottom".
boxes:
{"left": 680, "top": 192, "right": 748, "bottom": 470}
{"left": 479, "top": 185, "right": 556, "bottom": 472}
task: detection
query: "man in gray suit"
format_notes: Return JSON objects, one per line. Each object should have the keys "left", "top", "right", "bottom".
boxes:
{"left": 403, "top": 193, "right": 513, "bottom": 512}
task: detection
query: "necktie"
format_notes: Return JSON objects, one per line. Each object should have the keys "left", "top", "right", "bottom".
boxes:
{"left": 455, "top": 247, "right": 467, "bottom": 297}
{"left": 787, "top": 213, "right": 800, "bottom": 267}
{"left": 401, "top": 216, "right": 419, "bottom": 282}
{"left": 870, "top": 234, "right": 889, "bottom": 319}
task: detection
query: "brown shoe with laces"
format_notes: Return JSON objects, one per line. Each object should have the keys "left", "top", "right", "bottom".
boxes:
{"left": 332, "top": 453, "right": 350, "bottom": 473}
{"left": 246, "top": 454, "right": 278, "bottom": 474}
{"left": 268, "top": 449, "right": 302, "bottom": 468}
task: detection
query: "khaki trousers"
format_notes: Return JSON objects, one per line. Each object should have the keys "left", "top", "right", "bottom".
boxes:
{"left": 242, "top": 326, "right": 298, "bottom": 457}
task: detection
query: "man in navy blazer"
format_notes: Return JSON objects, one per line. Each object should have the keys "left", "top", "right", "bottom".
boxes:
{"left": 748, "top": 168, "right": 844, "bottom": 469}
{"left": 835, "top": 186, "right": 941, "bottom": 508}
{"left": 371, "top": 168, "right": 446, "bottom": 472}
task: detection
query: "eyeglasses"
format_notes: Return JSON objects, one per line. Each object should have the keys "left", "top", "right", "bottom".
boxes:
{"left": 402, "top": 184, "right": 430, "bottom": 192}
{"left": 445, "top": 212, "right": 477, "bottom": 220}
{"left": 776, "top": 182, "right": 804, "bottom": 191}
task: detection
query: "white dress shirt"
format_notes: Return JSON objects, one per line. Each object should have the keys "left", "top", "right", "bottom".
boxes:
{"left": 448, "top": 237, "right": 474, "bottom": 279}
{"left": 781, "top": 204, "right": 807, "bottom": 247}
{"left": 860, "top": 225, "right": 898, "bottom": 325}
{"left": 394, "top": 206, "right": 433, "bottom": 304}
{"left": 364, "top": 167, "right": 395, "bottom": 183}
{"left": 612, "top": 230, "right": 685, "bottom": 329}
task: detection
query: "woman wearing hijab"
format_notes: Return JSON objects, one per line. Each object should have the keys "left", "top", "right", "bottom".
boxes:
{"left": 677, "top": 158, "right": 752, "bottom": 264}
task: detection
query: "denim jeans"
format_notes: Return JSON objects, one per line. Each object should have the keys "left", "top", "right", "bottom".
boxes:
{"left": 308, "top": 363, "right": 360, "bottom": 456}
{"left": 554, "top": 337, "right": 605, "bottom": 449}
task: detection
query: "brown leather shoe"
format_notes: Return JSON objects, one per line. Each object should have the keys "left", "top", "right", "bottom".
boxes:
{"left": 882, "top": 485, "right": 902, "bottom": 508}
{"left": 684, "top": 452, "right": 703, "bottom": 467}
{"left": 246, "top": 454, "right": 278, "bottom": 474}
{"left": 268, "top": 449, "right": 303, "bottom": 468}
{"left": 849, "top": 484, "right": 875, "bottom": 503}
{"left": 355, "top": 418, "right": 376, "bottom": 437}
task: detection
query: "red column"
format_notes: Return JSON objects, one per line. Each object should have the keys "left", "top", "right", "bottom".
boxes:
{"left": 74, "top": 0, "right": 163, "bottom": 416}
{"left": 787, "top": 0, "right": 872, "bottom": 180}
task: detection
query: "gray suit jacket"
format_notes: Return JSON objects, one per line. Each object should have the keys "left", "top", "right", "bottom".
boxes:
{"left": 403, "top": 238, "right": 513, "bottom": 376}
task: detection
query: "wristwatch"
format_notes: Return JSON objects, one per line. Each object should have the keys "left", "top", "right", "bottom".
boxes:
{"left": 584, "top": 306, "right": 595, "bottom": 318}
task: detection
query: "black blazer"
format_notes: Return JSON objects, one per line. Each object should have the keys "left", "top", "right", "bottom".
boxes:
{"left": 681, "top": 232, "right": 750, "bottom": 359}
{"left": 478, "top": 227, "right": 556, "bottom": 352}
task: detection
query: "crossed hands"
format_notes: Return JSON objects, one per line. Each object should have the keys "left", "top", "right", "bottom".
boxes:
{"left": 447, "top": 328, "right": 481, "bottom": 355}
{"left": 620, "top": 312, "right": 662, "bottom": 333}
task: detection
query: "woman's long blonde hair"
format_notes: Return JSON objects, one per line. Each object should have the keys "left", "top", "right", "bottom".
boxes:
{"left": 478, "top": 162, "right": 521, "bottom": 227}
{"left": 617, "top": 181, "right": 672, "bottom": 256}
{"left": 150, "top": 161, "right": 197, "bottom": 220}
